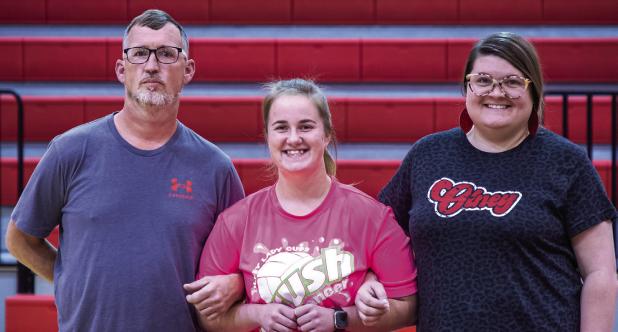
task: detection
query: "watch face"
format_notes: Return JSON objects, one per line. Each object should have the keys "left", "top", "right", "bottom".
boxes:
{"left": 334, "top": 310, "right": 348, "bottom": 329}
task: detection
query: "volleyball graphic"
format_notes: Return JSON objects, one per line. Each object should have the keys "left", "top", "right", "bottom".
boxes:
{"left": 256, "top": 251, "right": 313, "bottom": 305}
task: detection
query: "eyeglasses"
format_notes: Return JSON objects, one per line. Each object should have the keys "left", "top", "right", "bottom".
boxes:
{"left": 123, "top": 46, "right": 184, "bottom": 64}
{"left": 466, "top": 73, "right": 531, "bottom": 99}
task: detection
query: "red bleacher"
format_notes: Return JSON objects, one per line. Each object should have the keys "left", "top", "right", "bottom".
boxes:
{"left": 2, "top": 95, "right": 616, "bottom": 144}
{"left": 1, "top": 0, "right": 616, "bottom": 24}
{"left": 2, "top": 37, "right": 618, "bottom": 82}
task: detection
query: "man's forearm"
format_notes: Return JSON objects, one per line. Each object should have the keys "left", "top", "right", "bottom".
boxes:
{"left": 199, "top": 302, "right": 262, "bottom": 332}
{"left": 6, "top": 221, "right": 56, "bottom": 282}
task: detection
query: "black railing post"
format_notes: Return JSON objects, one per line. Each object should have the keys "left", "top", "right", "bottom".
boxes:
{"left": 0, "top": 89, "right": 35, "bottom": 294}
{"left": 611, "top": 93, "right": 618, "bottom": 206}
{"left": 586, "top": 94, "right": 593, "bottom": 160}
{"left": 611, "top": 93, "right": 618, "bottom": 272}
{"left": 562, "top": 94, "right": 569, "bottom": 139}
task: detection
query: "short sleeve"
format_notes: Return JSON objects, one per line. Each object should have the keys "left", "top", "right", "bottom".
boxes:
{"left": 216, "top": 163, "right": 245, "bottom": 217}
{"left": 378, "top": 150, "right": 413, "bottom": 235}
{"left": 369, "top": 207, "right": 418, "bottom": 298}
{"left": 562, "top": 157, "right": 617, "bottom": 237}
{"left": 196, "top": 212, "right": 242, "bottom": 279}
{"left": 10, "top": 141, "right": 67, "bottom": 238}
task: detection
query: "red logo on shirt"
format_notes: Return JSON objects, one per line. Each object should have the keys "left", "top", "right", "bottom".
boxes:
{"left": 169, "top": 178, "right": 193, "bottom": 200}
{"left": 427, "top": 177, "right": 521, "bottom": 218}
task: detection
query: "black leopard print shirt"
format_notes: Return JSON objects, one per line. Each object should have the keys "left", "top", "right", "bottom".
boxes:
{"left": 379, "top": 127, "right": 617, "bottom": 331}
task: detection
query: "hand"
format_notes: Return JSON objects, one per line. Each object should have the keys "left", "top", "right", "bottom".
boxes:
{"left": 294, "top": 304, "right": 335, "bottom": 332}
{"left": 183, "top": 274, "right": 243, "bottom": 320}
{"left": 355, "top": 279, "right": 390, "bottom": 326}
{"left": 258, "top": 303, "right": 297, "bottom": 332}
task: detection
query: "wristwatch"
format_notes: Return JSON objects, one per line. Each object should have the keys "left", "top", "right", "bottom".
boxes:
{"left": 333, "top": 307, "right": 348, "bottom": 331}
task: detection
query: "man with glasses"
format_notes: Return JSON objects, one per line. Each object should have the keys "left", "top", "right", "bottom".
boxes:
{"left": 6, "top": 9, "right": 245, "bottom": 331}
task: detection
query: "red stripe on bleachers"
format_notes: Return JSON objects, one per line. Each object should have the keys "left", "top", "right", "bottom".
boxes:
{"left": 0, "top": 0, "right": 46, "bottom": 24}
{"left": 277, "top": 39, "right": 361, "bottom": 82}
{"left": 533, "top": 38, "right": 618, "bottom": 82}
{"left": 458, "top": 0, "right": 543, "bottom": 24}
{"left": 191, "top": 39, "right": 277, "bottom": 81}
{"left": 543, "top": 0, "right": 618, "bottom": 24}
{"left": 0, "top": 157, "right": 38, "bottom": 206}
{"left": 210, "top": 0, "right": 291, "bottom": 24}
{"left": 346, "top": 98, "right": 435, "bottom": 142}
{"left": 1, "top": 96, "right": 615, "bottom": 144}
{"left": 0, "top": 38, "right": 23, "bottom": 81}
{"left": 293, "top": 0, "right": 374, "bottom": 24}
{"left": 128, "top": 0, "right": 210, "bottom": 24}
{"left": 4, "top": 37, "right": 618, "bottom": 83}
{"left": 46, "top": 0, "right": 127, "bottom": 24}
{"left": 376, "top": 0, "right": 458, "bottom": 24}
{"left": 362, "top": 39, "right": 448, "bottom": 82}
{"left": 178, "top": 97, "right": 263, "bottom": 142}
{"left": 2, "top": 0, "right": 617, "bottom": 24}
{"left": 23, "top": 38, "right": 108, "bottom": 81}
{"left": 1, "top": 158, "right": 614, "bottom": 206}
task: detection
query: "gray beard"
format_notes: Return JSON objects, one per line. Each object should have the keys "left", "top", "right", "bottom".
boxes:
{"left": 133, "top": 89, "right": 176, "bottom": 107}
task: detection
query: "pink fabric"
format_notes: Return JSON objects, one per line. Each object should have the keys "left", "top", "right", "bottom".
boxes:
{"left": 198, "top": 180, "right": 417, "bottom": 308}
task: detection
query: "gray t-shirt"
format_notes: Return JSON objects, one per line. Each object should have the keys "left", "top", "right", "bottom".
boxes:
{"left": 11, "top": 113, "right": 245, "bottom": 331}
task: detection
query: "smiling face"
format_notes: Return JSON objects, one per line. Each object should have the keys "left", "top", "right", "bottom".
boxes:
{"left": 465, "top": 55, "right": 533, "bottom": 135}
{"left": 116, "top": 23, "right": 195, "bottom": 108}
{"left": 266, "top": 94, "right": 331, "bottom": 177}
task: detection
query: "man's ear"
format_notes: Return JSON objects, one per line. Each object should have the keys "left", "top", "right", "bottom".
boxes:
{"left": 184, "top": 58, "right": 196, "bottom": 84}
{"left": 115, "top": 59, "right": 126, "bottom": 84}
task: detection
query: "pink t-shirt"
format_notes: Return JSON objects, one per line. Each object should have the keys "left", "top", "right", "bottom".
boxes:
{"left": 197, "top": 180, "right": 417, "bottom": 308}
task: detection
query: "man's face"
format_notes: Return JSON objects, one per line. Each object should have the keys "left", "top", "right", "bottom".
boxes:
{"left": 116, "top": 23, "right": 195, "bottom": 108}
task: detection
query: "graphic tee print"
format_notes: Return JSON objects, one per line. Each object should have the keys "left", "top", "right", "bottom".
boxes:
{"left": 253, "top": 240, "right": 354, "bottom": 306}
{"left": 427, "top": 177, "right": 522, "bottom": 218}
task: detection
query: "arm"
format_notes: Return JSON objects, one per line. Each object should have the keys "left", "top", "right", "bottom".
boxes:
{"left": 572, "top": 220, "right": 617, "bottom": 332}
{"left": 198, "top": 302, "right": 296, "bottom": 332}
{"left": 345, "top": 295, "right": 416, "bottom": 331}
{"left": 294, "top": 295, "right": 416, "bottom": 332}
{"left": 184, "top": 273, "right": 245, "bottom": 319}
{"left": 355, "top": 272, "right": 393, "bottom": 326}
{"left": 5, "top": 220, "right": 57, "bottom": 282}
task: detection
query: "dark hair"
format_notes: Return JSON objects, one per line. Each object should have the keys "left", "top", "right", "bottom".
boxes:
{"left": 262, "top": 79, "right": 337, "bottom": 176}
{"left": 123, "top": 9, "right": 189, "bottom": 56}
{"left": 462, "top": 32, "right": 544, "bottom": 122}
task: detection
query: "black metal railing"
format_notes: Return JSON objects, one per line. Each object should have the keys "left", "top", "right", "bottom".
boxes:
{"left": 544, "top": 90, "right": 617, "bottom": 206}
{"left": 545, "top": 90, "right": 618, "bottom": 271}
{"left": 0, "top": 89, "right": 35, "bottom": 294}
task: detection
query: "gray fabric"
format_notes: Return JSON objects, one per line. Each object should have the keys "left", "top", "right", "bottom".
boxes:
{"left": 11, "top": 113, "right": 245, "bottom": 331}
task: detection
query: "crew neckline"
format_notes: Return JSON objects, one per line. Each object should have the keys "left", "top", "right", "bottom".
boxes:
{"left": 457, "top": 127, "right": 537, "bottom": 157}
{"left": 107, "top": 112, "right": 182, "bottom": 157}
{"left": 270, "top": 178, "right": 337, "bottom": 221}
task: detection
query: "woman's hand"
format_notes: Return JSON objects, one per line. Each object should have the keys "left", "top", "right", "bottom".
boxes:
{"left": 355, "top": 279, "right": 390, "bottom": 326}
{"left": 294, "top": 303, "right": 335, "bottom": 332}
{"left": 259, "top": 303, "right": 298, "bottom": 332}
